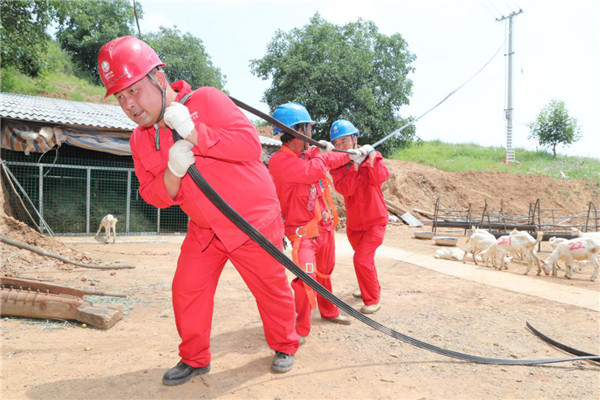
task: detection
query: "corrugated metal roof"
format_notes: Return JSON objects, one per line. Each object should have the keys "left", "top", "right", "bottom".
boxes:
{"left": 257, "top": 135, "right": 281, "bottom": 147}
{"left": 0, "top": 92, "right": 136, "bottom": 130}
{"left": 1, "top": 92, "right": 281, "bottom": 147}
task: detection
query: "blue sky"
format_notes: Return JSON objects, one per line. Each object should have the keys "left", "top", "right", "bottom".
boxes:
{"left": 138, "top": 0, "right": 599, "bottom": 159}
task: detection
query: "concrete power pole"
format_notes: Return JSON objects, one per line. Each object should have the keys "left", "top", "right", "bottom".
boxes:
{"left": 497, "top": 9, "right": 523, "bottom": 163}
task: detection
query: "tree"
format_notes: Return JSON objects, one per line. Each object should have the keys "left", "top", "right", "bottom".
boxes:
{"left": 54, "top": 0, "right": 137, "bottom": 83}
{"left": 144, "top": 27, "right": 226, "bottom": 90}
{"left": 0, "top": 0, "right": 56, "bottom": 76}
{"left": 528, "top": 99, "right": 582, "bottom": 158}
{"left": 250, "top": 13, "right": 416, "bottom": 155}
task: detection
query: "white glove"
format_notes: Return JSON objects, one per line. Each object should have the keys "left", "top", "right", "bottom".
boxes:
{"left": 360, "top": 144, "right": 375, "bottom": 155}
{"left": 167, "top": 140, "right": 195, "bottom": 178}
{"left": 164, "top": 102, "right": 195, "bottom": 139}
{"left": 318, "top": 140, "right": 334, "bottom": 154}
{"left": 347, "top": 149, "right": 366, "bottom": 164}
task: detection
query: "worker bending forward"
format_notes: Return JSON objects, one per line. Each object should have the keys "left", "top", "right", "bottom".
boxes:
{"left": 269, "top": 103, "right": 364, "bottom": 343}
{"left": 98, "top": 36, "right": 299, "bottom": 385}
{"left": 329, "top": 120, "right": 390, "bottom": 314}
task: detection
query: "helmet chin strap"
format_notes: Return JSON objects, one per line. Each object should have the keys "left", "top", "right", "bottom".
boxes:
{"left": 147, "top": 71, "right": 167, "bottom": 151}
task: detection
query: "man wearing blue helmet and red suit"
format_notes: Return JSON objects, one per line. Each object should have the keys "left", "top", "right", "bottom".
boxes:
{"left": 97, "top": 36, "right": 299, "bottom": 385}
{"left": 268, "top": 103, "right": 364, "bottom": 344}
{"left": 329, "top": 120, "right": 390, "bottom": 314}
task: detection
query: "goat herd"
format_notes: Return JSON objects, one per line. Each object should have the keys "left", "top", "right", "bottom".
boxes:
{"left": 434, "top": 227, "right": 600, "bottom": 282}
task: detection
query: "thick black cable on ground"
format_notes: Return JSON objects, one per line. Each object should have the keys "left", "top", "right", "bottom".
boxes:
{"left": 182, "top": 160, "right": 599, "bottom": 366}
{"left": 526, "top": 322, "right": 600, "bottom": 364}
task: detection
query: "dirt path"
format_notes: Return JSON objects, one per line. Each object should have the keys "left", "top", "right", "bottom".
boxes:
{"left": 1, "top": 224, "right": 599, "bottom": 399}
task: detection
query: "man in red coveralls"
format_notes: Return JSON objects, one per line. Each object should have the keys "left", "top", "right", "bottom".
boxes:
{"left": 97, "top": 36, "right": 299, "bottom": 385}
{"left": 329, "top": 120, "right": 390, "bottom": 314}
{"left": 268, "top": 103, "right": 363, "bottom": 344}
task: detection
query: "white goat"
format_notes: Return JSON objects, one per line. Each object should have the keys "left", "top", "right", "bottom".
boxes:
{"left": 435, "top": 248, "right": 465, "bottom": 261}
{"left": 94, "top": 214, "right": 118, "bottom": 244}
{"left": 476, "top": 245, "right": 514, "bottom": 268}
{"left": 542, "top": 236, "right": 600, "bottom": 281}
{"left": 490, "top": 231, "right": 544, "bottom": 274}
{"left": 570, "top": 227, "right": 600, "bottom": 239}
{"left": 559, "top": 170, "right": 569, "bottom": 180}
{"left": 549, "top": 236, "right": 568, "bottom": 249}
{"left": 463, "top": 231, "right": 496, "bottom": 266}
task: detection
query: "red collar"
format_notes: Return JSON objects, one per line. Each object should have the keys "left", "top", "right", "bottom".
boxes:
{"left": 280, "top": 145, "right": 303, "bottom": 157}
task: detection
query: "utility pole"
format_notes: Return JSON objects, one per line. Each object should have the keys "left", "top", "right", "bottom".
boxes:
{"left": 132, "top": 0, "right": 142, "bottom": 38}
{"left": 497, "top": 9, "right": 523, "bottom": 163}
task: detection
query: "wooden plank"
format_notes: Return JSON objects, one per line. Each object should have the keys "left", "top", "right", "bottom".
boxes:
{"left": 413, "top": 208, "right": 435, "bottom": 218}
{"left": 1, "top": 287, "right": 123, "bottom": 329}
{"left": 384, "top": 199, "right": 405, "bottom": 216}
{"left": 1, "top": 277, "right": 126, "bottom": 298}
{"left": 76, "top": 305, "right": 123, "bottom": 330}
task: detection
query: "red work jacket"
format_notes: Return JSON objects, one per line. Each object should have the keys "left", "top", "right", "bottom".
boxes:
{"left": 268, "top": 146, "right": 350, "bottom": 237}
{"left": 130, "top": 80, "right": 281, "bottom": 252}
{"left": 330, "top": 151, "right": 390, "bottom": 231}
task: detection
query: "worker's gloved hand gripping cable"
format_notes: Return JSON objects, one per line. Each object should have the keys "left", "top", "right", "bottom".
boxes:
{"left": 170, "top": 96, "right": 599, "bottom": 366}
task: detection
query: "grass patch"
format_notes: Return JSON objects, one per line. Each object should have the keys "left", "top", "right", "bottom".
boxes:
{"left": 1, "top": 40, "right": 118, "bottom": 105}
{"left": 40, "top": 71, "right": 110, "bottom": 103}
{"left": 392, "top": 140, "right": 600, "bottom": 180}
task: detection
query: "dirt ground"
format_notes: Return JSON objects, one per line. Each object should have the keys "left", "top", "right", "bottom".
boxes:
{"left": 1, "top": 161, "right": 600, "bottom": 400}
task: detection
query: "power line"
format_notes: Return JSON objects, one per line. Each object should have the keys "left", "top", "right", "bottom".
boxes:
{"left": 373, "top": 37, "right": 506, "bottom": 148}
{"left": 488, "top": 0, "right": 504, "bottom": 19}
{"left": 481, "top": 0, "right": 500, "bottom": 19}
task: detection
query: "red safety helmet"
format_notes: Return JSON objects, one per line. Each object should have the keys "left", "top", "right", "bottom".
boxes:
{"left": 98, "top": 36, "right": 165, "bottom": 98}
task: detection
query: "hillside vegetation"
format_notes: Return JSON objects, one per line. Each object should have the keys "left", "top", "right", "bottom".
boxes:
{"left": 0, "top": 41, "right": 116, "bottom": 105}
{"left": 392, "top": 140, "right": 600, "bottom": 180}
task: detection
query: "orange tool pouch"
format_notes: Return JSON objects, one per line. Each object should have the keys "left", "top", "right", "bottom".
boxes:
{"left": 320, "top": 177, "right": 339, "bottom": 230}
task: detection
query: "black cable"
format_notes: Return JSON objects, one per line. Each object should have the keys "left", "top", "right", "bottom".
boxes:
{"left": 169, "top": 94, "right": 598, "bottom": 366}
{"left": 527, "top": 321, "right": 600, "bottom": 364}
{"left": 183, "top": 160, "right": 599, "bottom": 365}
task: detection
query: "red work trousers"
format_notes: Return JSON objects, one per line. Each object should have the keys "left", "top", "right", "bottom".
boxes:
{"left": 291, "top": 226, "right": 340, "bottom": 337}
{"left": 347, "top": 224, "right": 386, "bottom": 306}
{"left": 172, "top": 218, "right": 299, "bottom": 368}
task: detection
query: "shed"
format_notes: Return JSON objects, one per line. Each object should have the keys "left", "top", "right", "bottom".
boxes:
{"left": 0, "top": 92, "right": 281, "bottom": 235}
{"left": 0, "top": 92, "right": 282, "bottom": 161}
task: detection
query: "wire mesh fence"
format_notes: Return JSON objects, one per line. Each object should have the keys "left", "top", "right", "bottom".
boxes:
{"left": 2, "top": 148, "right": 188, "bottom": 236}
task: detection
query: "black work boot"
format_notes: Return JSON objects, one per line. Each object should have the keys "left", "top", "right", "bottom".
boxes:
{"left": 271, "top": 351, "right": 294, "bottom": 373}
{"left": 162, "top": 361, "right": 211, "bottom": 386}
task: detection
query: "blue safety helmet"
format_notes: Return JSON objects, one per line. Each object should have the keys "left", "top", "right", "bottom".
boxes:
{"left": 272, "top": 102, "right": 315, "bottom": 134}
{"left": 330, "top": 119, "right": 359, "bottom": 141}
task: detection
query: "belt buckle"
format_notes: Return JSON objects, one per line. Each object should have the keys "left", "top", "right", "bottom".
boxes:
{"left": 304, "top": 263, "right": 314, "bottom": 274}
{"left": 295, "top": 226, "right": 306, "bottom": 238}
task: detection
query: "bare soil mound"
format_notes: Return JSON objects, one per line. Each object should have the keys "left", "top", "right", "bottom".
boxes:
{"left": 382, "top": 159, "right": 598, "bottom": 216}
{"left": 0, "top": 214, "right": 94, "bottom": 277}
{"left": 331, "top": 159, "right": 598, "bottom": 219}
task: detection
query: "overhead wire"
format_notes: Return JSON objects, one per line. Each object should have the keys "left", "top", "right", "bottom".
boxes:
{"left": 481, "top": 0, "right": 500, "bottom": 19}
{"left": 373, "top": 34, "right": 507, "bottom": 148}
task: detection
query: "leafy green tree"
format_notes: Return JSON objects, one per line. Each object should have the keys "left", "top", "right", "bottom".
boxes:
{"left": 144, "top": 27, "right": 226, "bottom": 90}
{"left": 250, "top": 13, "right": 416, "bottom": 155}
{"left": 54, "top": 0, "right": 137, "bottom": 83}
{"left": 0, "top": 0, "right": 56, "bottom": 76}
{"left": 528, "top": 99, "right": 582, "bottom": 158}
